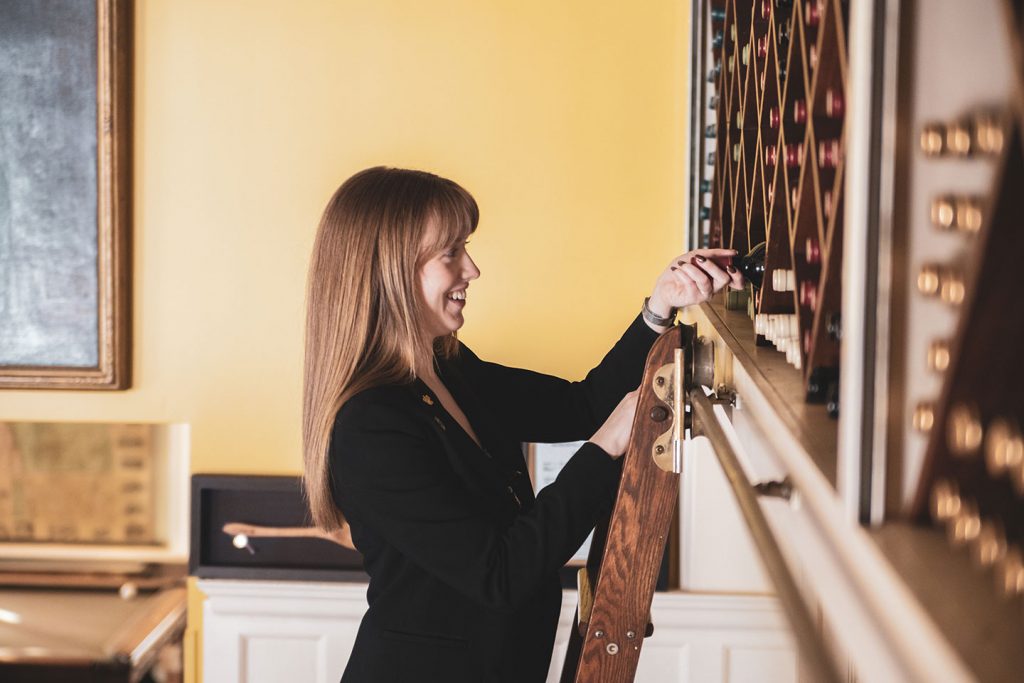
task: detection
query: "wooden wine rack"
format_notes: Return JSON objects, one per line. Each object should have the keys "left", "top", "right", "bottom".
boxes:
{"left": 705, "top": 0, "right": 847, "bottom": 402}
{"left": 688, "top": 0, "right": 1024, "bottom": 677}
{"left": 908, "top": 2, "right": 1024, "bottom": 608}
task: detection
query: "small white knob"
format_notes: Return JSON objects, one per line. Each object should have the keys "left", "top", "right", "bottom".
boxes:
{"left": 232, "top": 534, "right": 256, "bottom": 554}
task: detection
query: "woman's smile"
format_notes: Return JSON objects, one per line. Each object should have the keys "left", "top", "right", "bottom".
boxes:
{"left": 419, "top": 227, "right": 480, "bottom": 339}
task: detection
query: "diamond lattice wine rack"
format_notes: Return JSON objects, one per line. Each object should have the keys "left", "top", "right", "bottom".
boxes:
{"left": 700, "top": 0, "right": 848, "bottom": 407}
{"left": 686, "top": 0, "right": 1024, "bottom": 677}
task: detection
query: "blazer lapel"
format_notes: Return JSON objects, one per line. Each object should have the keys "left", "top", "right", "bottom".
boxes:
{"left": 436, "top": 357, "right": 537, "bottom": 512}
{"left": 407, "top": 378, "right": 521, "bottom": 522}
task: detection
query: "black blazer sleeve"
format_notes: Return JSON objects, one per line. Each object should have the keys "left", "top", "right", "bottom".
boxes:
{"left": 454, "top": 313, "right": 660, "bottom": 443}
{"left": 332, "top": 395, "right": 621, "bottom": 612}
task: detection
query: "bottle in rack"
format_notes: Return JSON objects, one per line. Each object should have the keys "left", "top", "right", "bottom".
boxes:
{"left": 792, "top": 99, "right": 808, "bottom": 125}
{"left": 805, "top": 237, "right": 821, "bottom": 265}
{"left": 819, "top": 139, "right": 841, "bottom": 168}
{"left": 805, "top": 0, "right": 822, "bottom": 27}
{"left": 733, "top": 241, "right": 767, "bottom": 289}
{"left": 824, "top": 88, "right": 844, "bottom": 118}
{"left": 777, "top": 20, "right": 791, "bottom": 60}
{"left": 785, "top": 143, "right": 804, "bottom": 167}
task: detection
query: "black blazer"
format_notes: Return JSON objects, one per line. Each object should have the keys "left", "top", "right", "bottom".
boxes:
{"left": 330, "top": 315, "right": 659, "bottom": 682}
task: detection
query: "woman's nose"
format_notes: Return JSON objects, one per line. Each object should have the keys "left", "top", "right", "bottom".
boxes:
{"left": 464, "top": 254, "right": 481, "bottom": 280}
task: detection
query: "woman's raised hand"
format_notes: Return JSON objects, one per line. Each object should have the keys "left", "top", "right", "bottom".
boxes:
{"left": 590, "top": 389, "right": 640, "bottom": 458}
{"left": 646, "top": 248, "right": 746, "bottom": 320}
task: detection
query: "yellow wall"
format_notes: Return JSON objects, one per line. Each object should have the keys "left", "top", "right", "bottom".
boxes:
{"left": 0, "top": 1, "right": 690, "bottom": 680}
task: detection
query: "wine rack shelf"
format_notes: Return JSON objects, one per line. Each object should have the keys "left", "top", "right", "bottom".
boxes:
{"left": 704, "top": 0, "right": 848, "bottom": 403}
{"left": 689, "top": 0, "right": 1024, "bottom": 678}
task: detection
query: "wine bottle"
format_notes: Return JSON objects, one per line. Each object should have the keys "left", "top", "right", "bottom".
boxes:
{"left": 733, "top": 241, "right": 767, "bottom": 289}
{"left": 757, "top": 35, "right": 769, "bottom": 59}
{"left": 800, "top": 280, "right": 818, "bottom": 311}
{"left": 777, "top": 21, "right": 791, "bottom": 56}
{"left": 712, "top": 31, "right": 724, "bottom": 49}
{"left": 792, "top": 100, "right": 808, "bottom": 125}
{"left": 709, "top": 94, "right": 719, "bottom": 110}
{"left": 806, "top": 367, "right": 837, "bottom": 403}
{"left": 818, "top": 139, "right": 841, "bottom": 168}
{"left": 826, "top": 312, "right": 841, "bottom": 341}
{"left": 769, "top": 106, "right": 781, "bottom": 129}
{"left": 785, "top": 143, "right": 803, "bottom": 167}
{"left": 805, "top": 0, "right": 822, "bottom": 26}
{"left": 805, "top": 237, "right": 821, "bottom": 264}
{"left": 700, "top": 179, "right": 713, "bottom": 193}
{"left": 826, "top": 381, "right": 840, "bottom": 419}
{"left": 707, "top": 62, "right": 721, "bottom": 82}
{"left": 706, "top": 124, "right": 718, "bottom": 138}
{"left": 824, "top": 89, "right": 844, "bottom": 118}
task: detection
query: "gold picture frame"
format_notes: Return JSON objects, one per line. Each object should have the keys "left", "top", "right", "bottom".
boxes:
{"left": 0, "top": 0, "right": 132, "bottom": 390}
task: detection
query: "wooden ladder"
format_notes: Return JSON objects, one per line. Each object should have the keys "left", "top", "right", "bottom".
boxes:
{"left": 560, "top": 323, "right": 709, "bottom": 682}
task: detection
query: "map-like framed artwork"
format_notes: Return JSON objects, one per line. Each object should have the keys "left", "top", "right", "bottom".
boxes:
{"left": 0, "top": 0, "right": 131, "bottom": 390}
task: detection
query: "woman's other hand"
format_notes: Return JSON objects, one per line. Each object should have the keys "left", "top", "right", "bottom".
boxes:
{"left": 590, "top": 389, "right": 639, "bottom": 458}
{"left": 647, "top": 249, "right": 746, "bottom": 324}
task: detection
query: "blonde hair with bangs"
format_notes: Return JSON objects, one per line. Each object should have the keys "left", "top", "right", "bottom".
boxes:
{"left": 303, "top": 167, "right": 479, "bottom": 531}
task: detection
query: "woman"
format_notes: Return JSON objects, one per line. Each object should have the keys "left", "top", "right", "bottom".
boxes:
{"left": 303, "top": 167, "right": 742, "bottom": 682}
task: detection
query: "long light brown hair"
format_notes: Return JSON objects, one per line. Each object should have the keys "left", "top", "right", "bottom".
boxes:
{"left": 303, "top": 167, "right": 479, "bottom": 530}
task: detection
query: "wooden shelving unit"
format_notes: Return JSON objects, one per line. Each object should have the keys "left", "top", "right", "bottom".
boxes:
{"left": 689, "top": 1, "right": 1024, "bottom": 679}
{"left": 705, "top": 0, "right": 847, "bottom": 398}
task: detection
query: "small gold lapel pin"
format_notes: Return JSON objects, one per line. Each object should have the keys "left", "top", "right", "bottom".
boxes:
{"left": 422, "top": 394, "right": 434, "bottom": 406}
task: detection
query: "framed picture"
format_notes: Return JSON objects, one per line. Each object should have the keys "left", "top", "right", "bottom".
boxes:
{"left": 0, "top": 0, "right": 132, "bottom": 390}
{"left": 527, "top": 441, "right": 593, "bottom": 567}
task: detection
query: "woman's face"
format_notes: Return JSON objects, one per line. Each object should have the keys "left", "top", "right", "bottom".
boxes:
{"left": 418, "top": 227, "right": 480, "bottom": 339}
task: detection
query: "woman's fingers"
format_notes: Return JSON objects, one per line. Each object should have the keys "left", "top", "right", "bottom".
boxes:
{"left": 726, "top": 264, "right": 746, "bottom": 290}
{"left": 690, "top": 255, "right": 731, "bottom": 290}
{"left": 679, "top": 263, "right": 713, "bottom": 298}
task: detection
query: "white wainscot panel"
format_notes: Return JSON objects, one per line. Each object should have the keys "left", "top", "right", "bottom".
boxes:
{"left": 548, "top": 592, "right": 795, "bottom": 683}
{"left": 680, "top": 434, "right": 773, "bottom": 593}
{"left": 201, "top": 582, "right": 795, "bottom": 683}
{"left": 200, "top": 580, "right": 365, "bottom": 683}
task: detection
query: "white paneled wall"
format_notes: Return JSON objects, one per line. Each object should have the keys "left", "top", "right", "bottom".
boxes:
{"left": 201, "top": 580, "right": 795, "bottom": 683}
